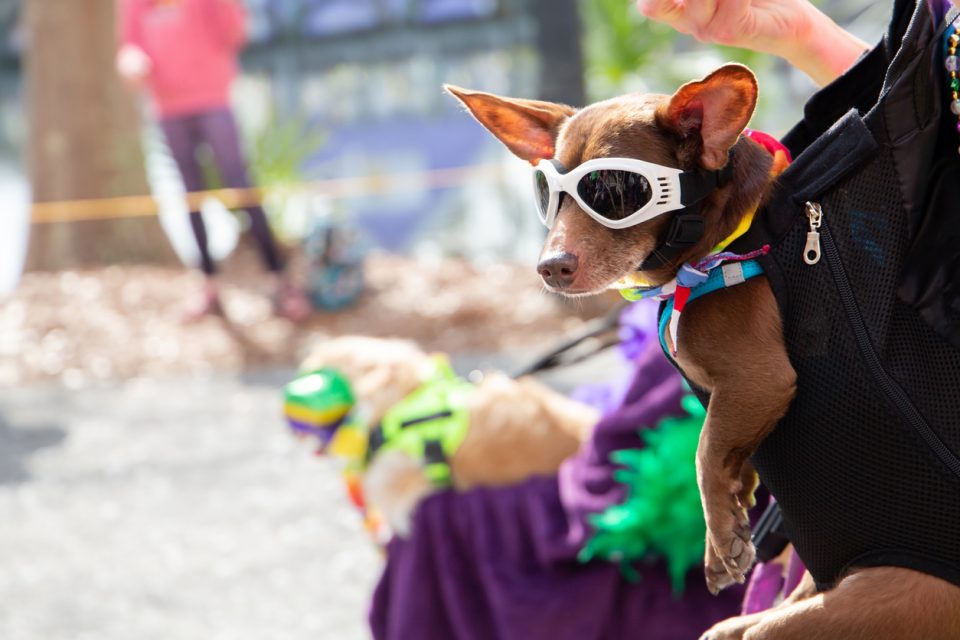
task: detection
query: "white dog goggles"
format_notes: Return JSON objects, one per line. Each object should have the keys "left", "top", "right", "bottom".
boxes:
{"left": 532, "top": 157, "right": 729, "bottom": 230}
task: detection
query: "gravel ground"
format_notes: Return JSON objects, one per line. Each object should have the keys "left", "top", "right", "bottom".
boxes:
{"left": 0, "top": 371, "right": 381, "bottom": 640}
{"left": 0, "top": 249, "right": 626, "bottom": 639}
{"left": 0, "top": 347, "right": 626, "bottom": 640}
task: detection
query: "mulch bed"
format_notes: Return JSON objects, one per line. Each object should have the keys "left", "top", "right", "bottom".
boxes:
{"left": 0, "top": 248, "right": 618, "bottom": 388}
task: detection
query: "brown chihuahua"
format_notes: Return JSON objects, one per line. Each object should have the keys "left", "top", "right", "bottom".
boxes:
{"left": 446, "top": 65, "right": 960, "bottom": 639}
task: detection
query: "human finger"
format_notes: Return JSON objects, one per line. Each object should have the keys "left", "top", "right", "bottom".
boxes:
{"left": 703, "top": 0, "right": 751, "bottom": 46}
{"left": 680, "top": 0, "right": 720, "bottom": 40}
{"left": 635, "top": 0, "right": 688, "bottom": 29}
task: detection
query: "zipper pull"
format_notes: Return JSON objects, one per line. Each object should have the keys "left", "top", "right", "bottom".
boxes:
{"left": 803, "top": 201, "right": 822, "bottom": 265}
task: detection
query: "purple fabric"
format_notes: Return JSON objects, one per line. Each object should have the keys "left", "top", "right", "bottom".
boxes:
{"left": 617, "top": 300, "right": 659, "bottom": 362}
{"left": 568, "top": 375, "right": 632, "bottom": 417}
{"left": 937, "top": 0, "right": 954, "bottom": 22}
{"left": 369, "top": 343, "right": 744, "bottom": 639}
{"left": 784, "top": 549, "right": 806, "bottom": 597}
{"left": 741, "top": 560, "right": 785, "bottom": 615}
{"left": 570, "top": 300, "right": 658, "bottom": 416}
{"left": 741, "top": 548, "right": 807, "bottom": 615}
{"left": 160, "top": 108, "right": 282, "bottom": 274}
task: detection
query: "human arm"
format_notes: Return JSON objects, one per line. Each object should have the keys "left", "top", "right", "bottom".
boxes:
{"left": 118, "top": 0, "right": 143, "bottom": 50}
{"left": 635, "top": 0, "right": 870, "bottom": 86}
{"left": 116, "top": 0, "right": 151, "bottom": 88}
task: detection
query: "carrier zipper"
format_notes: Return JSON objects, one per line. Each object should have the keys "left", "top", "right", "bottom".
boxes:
{"left": 803, "top": 202, "right": 822, "bottom": 265}
{"left": 811, "top": 203, "right": 960, "bottom": 478}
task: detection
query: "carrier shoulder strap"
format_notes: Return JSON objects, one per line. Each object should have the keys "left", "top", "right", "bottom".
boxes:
{"left": 736, "top": 0, "right": 949, "bottom": 255}
{"left": 781, "top": 0, "right": 927, "bottom": 158}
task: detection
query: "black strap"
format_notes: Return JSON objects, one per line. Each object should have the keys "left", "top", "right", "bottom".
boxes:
{"left": 637, "top": 212, "right": 706, "bottom": 270}
{"left": 423, "top": 440, "right": 447, "bottom": 467}
{"left": 366, "top": 424, "right": 385, "bottom": 463}
{"left": 678, "top": 160, "right": 735, "bottom": 206}
{"left": 399, "top": 411, "right": 454, "bottom": 429}
{"left": 752, "top": 502, "right": 791, "bottom": 563}
{"left": 510, "top": 301, "right": 626, "bottom": 377}
{"left": 638, "top": 157, "right": 736, "bottom": 271}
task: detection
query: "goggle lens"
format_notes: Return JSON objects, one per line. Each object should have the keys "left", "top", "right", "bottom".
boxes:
{"left": 576, "top": 170, "right": 652, "bottom": 221}
{"left": 533, "top": 169, "right": 550, "bottom": 220}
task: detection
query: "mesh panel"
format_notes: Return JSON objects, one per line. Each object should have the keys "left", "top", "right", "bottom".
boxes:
{"left": 820, "top": 159, "right": 906, "bottom": 351}
{"left": 887, "top": 302, "right": 960, "bottom": 453}
{"left": 753, "top": 143, "right": 960, "bottom": 588}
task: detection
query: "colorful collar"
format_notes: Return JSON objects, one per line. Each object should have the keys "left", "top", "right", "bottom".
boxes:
{"left": 618, "top": 130, "right": 791, "bottom": 355}
{"left": 622, "top": 243, "right": 771, "bottom": 356}
{"left": 656, "top": 258, "right": 767, "bottom": 358}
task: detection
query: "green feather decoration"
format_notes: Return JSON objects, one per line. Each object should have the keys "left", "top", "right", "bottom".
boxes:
{"left": 578, "top": 394, "right": 706, "bottom": 593}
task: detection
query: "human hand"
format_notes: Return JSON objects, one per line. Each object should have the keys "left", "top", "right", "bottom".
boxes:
{"left": 635, "top": 0, "right": 816, "bottom": 59}
{"left": 116, "top": 44, "right": 152, "bottom": 90}
{"left": 635, "top": 0, "right": 869, "bottom": 86}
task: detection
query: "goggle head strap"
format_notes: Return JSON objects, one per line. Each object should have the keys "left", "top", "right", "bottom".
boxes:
{"left": 678, "top": 157, "right": 735, "bottom": 205}
{"left": 638, "top": 157, "right": 735, "bottom": 271}
{"left": 637, "top": 212, "right": 706, "bottom": 271}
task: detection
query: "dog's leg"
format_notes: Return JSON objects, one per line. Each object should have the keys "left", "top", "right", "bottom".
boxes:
{"left": 700, "top": 569, "right": 817, "bottom": 640}
{"left": 697, "top": 389, "right": 787, "bottom": 592}
{"left": 703, "top": 460, "right": 760, "bottom": 590}
{"left": 364, "top": 450, "right": 435, "bottom": 537}
{"left": 742, "top": 567, "right": 960, "bottom": 640}
{"left": 678, "top": 281, "right": 796, "bottom": 593}
{"left": 693, "top": 363, "right": 794, "bottom": 592}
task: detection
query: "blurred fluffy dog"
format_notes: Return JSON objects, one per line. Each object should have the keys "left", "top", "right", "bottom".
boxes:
{"left": 299, "top": 336, "right": 598, "bottom": 536}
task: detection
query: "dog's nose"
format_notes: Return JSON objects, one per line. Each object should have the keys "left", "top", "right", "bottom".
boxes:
{"left": 538, "top": 253, "right": 579, "bottom": 289}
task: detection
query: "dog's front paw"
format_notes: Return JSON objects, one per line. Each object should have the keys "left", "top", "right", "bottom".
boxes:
{"left": 706, "top": 519, "right": 755, "bottom": 590}
{"left": 705, "top": 544, "right": 739, "bottom": 595}
{"left": 704, "top": 495, "right": 755, "bottom": 592}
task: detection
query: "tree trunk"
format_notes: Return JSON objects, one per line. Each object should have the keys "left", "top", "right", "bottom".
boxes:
{"left": 24, "top": 0, "right": 176, "bottom": 271}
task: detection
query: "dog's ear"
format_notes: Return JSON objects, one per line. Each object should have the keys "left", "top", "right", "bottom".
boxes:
{"left": 659, "top": 64, "right": 758, "bottom": 170}
{"left": 444, "top": 85, "right": 575, "bottom": 164}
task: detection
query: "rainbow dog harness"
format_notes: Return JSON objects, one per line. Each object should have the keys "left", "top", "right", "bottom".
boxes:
{"left": 619, "top": 130, "right": 791, "bottom": 357}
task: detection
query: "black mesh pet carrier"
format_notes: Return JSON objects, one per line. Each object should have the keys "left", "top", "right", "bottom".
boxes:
{"left": 736, "top": 0, "right": 960, "bottom": 590}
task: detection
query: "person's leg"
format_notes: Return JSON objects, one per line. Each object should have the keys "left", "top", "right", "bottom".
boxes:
{"left": 160, "top": 115, "right": 218, "bottom": 277}
{"left": 199, "top": 108, "right": 283, "bottom": 273}
{"left": 160, "top": 115, "right": 221, "bottom": 318}
{"left": 199, "top": 108, "right": 311, "bottom": 321}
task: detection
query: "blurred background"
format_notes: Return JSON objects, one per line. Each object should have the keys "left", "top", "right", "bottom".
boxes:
{"left": 0, "top": 1, "right": 885, "bottom": 639}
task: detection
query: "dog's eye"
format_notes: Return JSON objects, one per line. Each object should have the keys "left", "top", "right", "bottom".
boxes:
{"left": 578, "top": 170, "right": 652, "bottom": 220}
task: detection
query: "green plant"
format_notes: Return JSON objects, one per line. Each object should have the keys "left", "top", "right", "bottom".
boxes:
{"left": 579, "top": 0, "right": 776, "bottom": 126}
{"left": 249, "top": 111, "right": 327, "bottom": 190}
{"left": 580, "top": 0, "right": 677, "bottom": 89}
{"left": 247, "top": 110, "right": 328, "bottom": 240}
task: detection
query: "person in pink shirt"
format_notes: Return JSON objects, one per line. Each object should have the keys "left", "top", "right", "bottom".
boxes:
{"left": 117, "top": 0, "right": 310, "bottom": 321}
